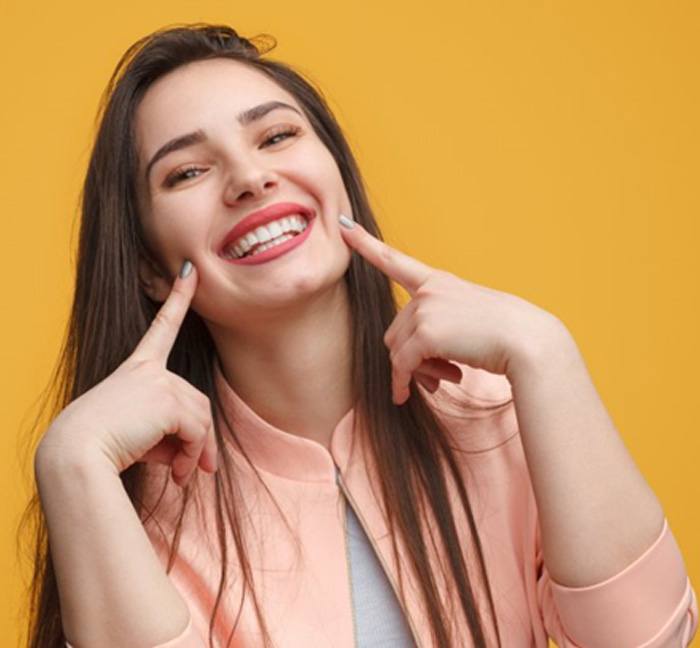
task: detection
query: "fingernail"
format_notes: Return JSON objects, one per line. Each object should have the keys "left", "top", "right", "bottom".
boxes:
{"left": 339, "top": 214, "right": 355, "bottom": 229}
{"left": 179, "top": 259, "right": 193, "bottom": 278}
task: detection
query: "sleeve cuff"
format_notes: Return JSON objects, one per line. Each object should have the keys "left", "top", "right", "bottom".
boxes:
{"left": 65, "top": 613, "right": 201, "bottom": 648}
{"left": 546, "top": 517, "right": 698, "bottom": 647}
{"left": 153, "top": 612, "right": 203, "bottom": 648}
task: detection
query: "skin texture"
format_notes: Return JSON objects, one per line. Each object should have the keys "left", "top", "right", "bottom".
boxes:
{"left": 135, "top": 58, "right": 356, "bottom": 449}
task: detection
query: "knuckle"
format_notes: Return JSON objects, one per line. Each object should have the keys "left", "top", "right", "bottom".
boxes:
{"left": 415, "top": 322, "right": 432, "bottom": 343}
{"left": 421, "top": 270, "right": 448, "bottom": 293}
{"left": 153, "top": 310, "right": 172, "bottom": 329}
{"left": 378, "top": 244, "right": 394, "bottom": 265}
{"left": 122, "top": 356, "right": 147, "bottom": 373}
{"left": 198, "top": 410, "right": 213, "bottom": 432}
{"left": 193, "top": 392, "right": 212, "bottom": 421}
{"left": 430, "top": 268, "right": 450, "bottom": 283}
{"left": 413, "top": 301, "right": 427, "bottom": 319}
{"left": 197, "top": 391, "right": 212, "bottom": 411}
{"left": 164, "top": 389, "right": 180, "bottom": 411}
{"left": 198, "top": 425, "right": 211, "bottom": 449}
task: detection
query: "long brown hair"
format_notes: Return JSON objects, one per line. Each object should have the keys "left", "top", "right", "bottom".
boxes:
{"left": 18, "top": 23, "right": 511, "bottom": 648}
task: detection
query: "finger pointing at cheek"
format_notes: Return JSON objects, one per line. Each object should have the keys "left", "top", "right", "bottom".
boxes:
{"left": 337, "top": 213, "right": 465, "bottom": 404}
{"left": 337, "top": 211, "right": 562, "bottom": 404}
{"left": 337, "top": 213, "right": 432, "bottom": 296}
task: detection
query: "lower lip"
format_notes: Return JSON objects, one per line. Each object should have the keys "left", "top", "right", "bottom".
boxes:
{"left": 220, "top": 215, "right": 315, "bottom": 265}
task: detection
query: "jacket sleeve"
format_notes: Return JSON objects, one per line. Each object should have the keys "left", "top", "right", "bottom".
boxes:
{"left": 63, "top": 600, "right": 205, "bottom": 648}
{"left": 151, "top": 612, "right": 204, "bottom": 648}
{"left": 535, "top": 515, "right": 698, "bottom": 647}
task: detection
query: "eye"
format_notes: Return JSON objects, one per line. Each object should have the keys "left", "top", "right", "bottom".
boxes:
{"left": 164, "top": 164, "right": 204, "bottom": 187}
{"left": 261, "top": 125, "right": 301, "bottom": 148}
{"left": 163, "top": 125, "right": 302, "bottom": 188}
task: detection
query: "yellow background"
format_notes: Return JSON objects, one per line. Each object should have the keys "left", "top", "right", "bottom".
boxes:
{"left": 2, "top": 1, "right": 698, "bottom": 646}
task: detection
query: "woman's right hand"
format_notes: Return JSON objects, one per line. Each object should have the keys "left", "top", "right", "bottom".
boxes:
{"left": 38, "top": 261, "right": 218, "bottom": 488}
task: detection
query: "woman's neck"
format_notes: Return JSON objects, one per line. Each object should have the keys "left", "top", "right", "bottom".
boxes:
{"left": 207, "top": 282, "right": 354, "bottom": 451}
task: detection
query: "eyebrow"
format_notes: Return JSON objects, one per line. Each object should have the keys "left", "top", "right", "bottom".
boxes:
{"left": 144, "top": 100, "right": 303, "bottom": 182}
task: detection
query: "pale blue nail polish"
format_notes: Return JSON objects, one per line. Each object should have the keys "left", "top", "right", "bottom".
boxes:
{"left": 179, "top": 259, "right": 193, "bottom": 278}
{"left": 339, "top": 214, "right": 355, "bottom": 229}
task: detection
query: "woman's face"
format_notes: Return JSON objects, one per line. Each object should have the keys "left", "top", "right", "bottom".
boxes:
{"left": 134, "top": 57, "right": 354, "bottom": 328}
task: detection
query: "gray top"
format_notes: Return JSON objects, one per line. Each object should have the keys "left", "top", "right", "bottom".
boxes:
{"left": 336, "top": 467, "right": 416, "bottom": 647}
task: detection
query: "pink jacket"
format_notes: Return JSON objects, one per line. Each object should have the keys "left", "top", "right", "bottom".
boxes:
{"left": 120, "top": 362, "right": 700, "bottom": 646}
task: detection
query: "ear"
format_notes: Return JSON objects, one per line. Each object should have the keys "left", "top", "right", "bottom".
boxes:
{"left": 137, "top": 254, "right": 172, "bottom": 303}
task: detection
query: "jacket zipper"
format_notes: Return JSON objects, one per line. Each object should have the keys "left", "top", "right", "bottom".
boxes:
{"left": 334, "top": 464, "right": 422, "bottom": 648}
{"left": 336, "top": 466, "right": 359, "bottom": 647}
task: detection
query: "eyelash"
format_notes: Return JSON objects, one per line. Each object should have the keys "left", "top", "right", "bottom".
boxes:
{"left": 164, "top": 125, "right": 302, "bottom": 187}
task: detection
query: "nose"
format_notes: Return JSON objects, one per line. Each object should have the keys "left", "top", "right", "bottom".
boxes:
{"left": 222, "top": 158, "right": 279, "bottom": 205}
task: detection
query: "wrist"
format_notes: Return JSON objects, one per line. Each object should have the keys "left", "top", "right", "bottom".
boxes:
{"left": 506, "top": 316, "right": 580, "bottom": 387}
{"left": 35, "top": 426, "right": 118, "bottom": 480}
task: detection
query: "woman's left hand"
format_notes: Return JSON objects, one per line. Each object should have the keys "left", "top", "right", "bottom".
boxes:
{"left": 338, "top": 215, "right": 570, "bottom": 405}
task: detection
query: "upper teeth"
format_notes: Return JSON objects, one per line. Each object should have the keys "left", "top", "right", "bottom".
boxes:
{"left": 223, "top": 214, "right": 308, "bottom": 259}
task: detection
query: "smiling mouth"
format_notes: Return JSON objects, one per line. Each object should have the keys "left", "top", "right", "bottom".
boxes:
{"left": 218, "top": 213, "right": 316, "bottom": 266}
{"left": 220, "top": 214, "right": 310, "bottom": 260}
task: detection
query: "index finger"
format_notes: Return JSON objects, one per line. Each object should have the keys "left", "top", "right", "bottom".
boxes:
{"left": 132, "top": 260, "right": 197, "bottom": 363}
{"left": 340, "top": 218, "right": 432, "bottom": 296}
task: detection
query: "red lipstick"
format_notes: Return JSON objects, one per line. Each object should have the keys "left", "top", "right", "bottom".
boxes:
{"left": 218, "top": 202, "right": 315, "bottom": 257}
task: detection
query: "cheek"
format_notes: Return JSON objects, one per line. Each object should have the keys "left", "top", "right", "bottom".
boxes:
{"left": 147, "top": 216, "right": 206, "bottom": 271}
{"left": 294, "top": 142, "right": 345, "bottom": 194}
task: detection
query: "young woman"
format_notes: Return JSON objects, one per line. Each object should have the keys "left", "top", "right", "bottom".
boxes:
{"left": 23, "top": 23, "right": 697, "bottom": 648}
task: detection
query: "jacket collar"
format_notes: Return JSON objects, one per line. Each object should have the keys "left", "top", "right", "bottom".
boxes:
{"left": 212, "top": 356, "right": 516, "bottom": 484}
{"left": 213, "top": 357, "right": 356, "bottom": 484}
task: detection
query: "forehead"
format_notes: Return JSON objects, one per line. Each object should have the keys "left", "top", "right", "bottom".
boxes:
{"left": 135, "top": 58, "right": 299, "bottom": 156}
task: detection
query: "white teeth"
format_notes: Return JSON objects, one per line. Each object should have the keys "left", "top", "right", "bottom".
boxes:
{"left": 248, "top": 233, "right": 295, "bottom": 257}
{"left": 267, "top": 221, "right": 283, "bottom": 239}
{"left": 252, "top": 225, "right": 272, "bottom": 245}
{"left": 223, "top": 214, "right": 308, "bottom": 259}
{"left": 242, "top": 232, "right": 257, "bottom": 252}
